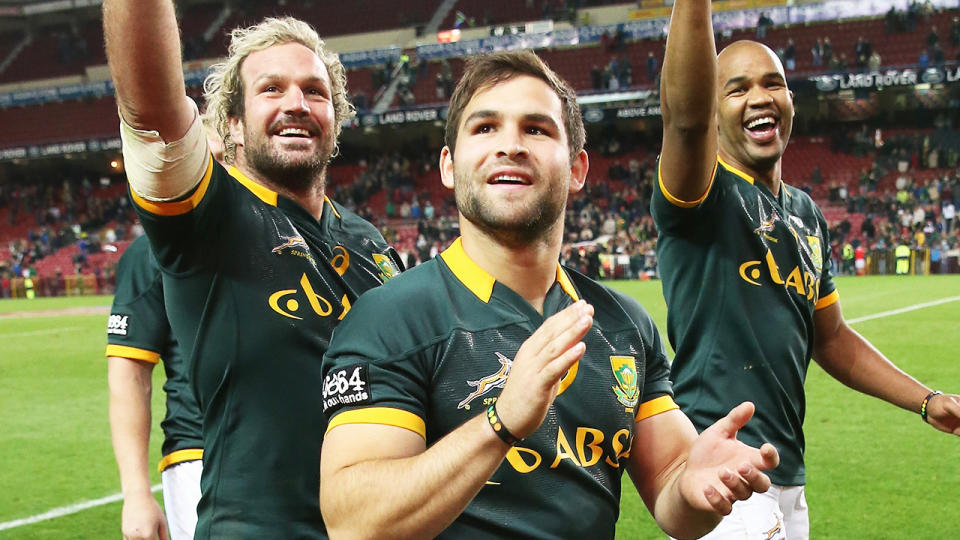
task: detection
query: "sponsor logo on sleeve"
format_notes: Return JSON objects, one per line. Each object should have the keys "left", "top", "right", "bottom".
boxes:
{"left": 107, "top": 314, "right": 129, "bottom": 336}
{"left": 323, "top": 363, "right": 370, "bottom": 413}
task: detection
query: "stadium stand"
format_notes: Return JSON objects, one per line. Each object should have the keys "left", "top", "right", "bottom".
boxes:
{"left": 3, "top": 0, "right": 960, "bottom": 296}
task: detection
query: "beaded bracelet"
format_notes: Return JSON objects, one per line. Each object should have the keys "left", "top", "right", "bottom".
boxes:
{"left": 486, "top": 404, "right": 520, "bottom": 446}
{"left": 920, "top": 390, "right": 943, "bottom": 423}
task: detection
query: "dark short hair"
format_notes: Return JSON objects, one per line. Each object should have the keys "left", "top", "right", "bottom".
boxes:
{"left": 444, "top": 50, "right": 585, "bottom": 163}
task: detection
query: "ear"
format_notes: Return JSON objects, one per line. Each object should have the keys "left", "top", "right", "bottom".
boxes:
{"left": 789, "top": 90, "right": 796, "bottom": 116}
{"left": 568, "top": 149, "right": 589, "bottom": 194}
{"left": 440, "top": 146, "right": 455, "bottom": 190}
{"left": 228, "top": 116, "right": 245, "bottom": 148}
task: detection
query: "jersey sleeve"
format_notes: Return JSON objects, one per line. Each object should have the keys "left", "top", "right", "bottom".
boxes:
{"left": 321, "top": 288, "right": 432, "bottom": 439}
{"left": 650, "top": 156, "right": 722, "bottom": 235}
{"left": 607, "top": 288, "right": 677, "bottom": 421}
{"left": 813, "top": 204, "right": 839, "bottom": 310}
{"left": 106, "top": 238, "right": 170, "bottom": 363}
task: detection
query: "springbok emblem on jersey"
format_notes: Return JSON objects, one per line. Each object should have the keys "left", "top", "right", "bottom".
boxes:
{"left": 272, "top": 235, "right": 309, "bottom": 254}
{"left": 457, "top": 352, "right": 512, "bottom": 410}
{"left": 611, "top": 355, "right": 640, "bottom": 409}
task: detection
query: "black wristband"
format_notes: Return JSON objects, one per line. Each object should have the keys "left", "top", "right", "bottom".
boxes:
{"left": 486, "top": 404, "right": 520, "bottom": 446}
{"left": 920, "top": 390, "right": 942, "bottom": 423}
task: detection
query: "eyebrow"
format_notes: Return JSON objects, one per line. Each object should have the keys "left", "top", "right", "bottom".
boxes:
{"left": 463, "top": 110, "right": 560, "bottom": 131}
{"left": 251, "top": 73, "right": 328, "bottom": 87}
{"left": 723, "top": 72, "right": 786, "bottom": 90}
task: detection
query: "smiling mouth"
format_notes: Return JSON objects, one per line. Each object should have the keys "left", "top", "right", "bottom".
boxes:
{"left": 743, "top": 116, "right": 778, "bottom": 141}
{"left": 489, "top": 174, "right": 529, "bottom": 185}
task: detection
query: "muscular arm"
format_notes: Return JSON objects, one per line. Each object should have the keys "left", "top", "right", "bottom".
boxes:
{"left": 660, "top": 0, "right": 718, "bottom": 203}
{"left": 628, "top": 404, "right": 779, "bottom": 540}
{"left": 813, "top": 301, "right": 960, "bottom": 435}
{"left": 108, "top": 356, "right": 168, "bottom": 540}
{"left": 103, "top": 0, "right": 193, "bottom": 140}
{"left": 320, "top": 301, "right": 593, "bottom": 539}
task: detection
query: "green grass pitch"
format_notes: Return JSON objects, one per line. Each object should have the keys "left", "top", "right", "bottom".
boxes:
{"left": 0, "top": 275, "right": 957, "bottom": 538}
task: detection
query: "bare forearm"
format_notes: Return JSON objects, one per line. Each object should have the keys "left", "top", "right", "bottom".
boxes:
{"left": 103, "top": 0, "right": 192, "bottom": 138}
{"left": 662, "top": 0, "right": 717, "bottom": 131}
{"left": 814, "top": 325, "right": 929, "bottom": 413}
{"left": 108, "top": 358, "right": 154, "bottom": 496}
{"left": 322, "top": 414, "right": 508, "bottom": 540}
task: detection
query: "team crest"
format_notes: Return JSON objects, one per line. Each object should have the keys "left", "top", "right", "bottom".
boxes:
{"left": 372, "top": 253, "right": 399, "bottom": 282}
{"left": 610, "top": 356, "right": 640, "bottom": 409}
{"left": 457, "top": 352, "right": 512, "bottom": 410}
{"left": 806, "top": 236, "right": 823, "bottom": 269}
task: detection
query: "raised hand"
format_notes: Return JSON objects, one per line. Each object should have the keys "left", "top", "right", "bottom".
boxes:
{"left": 494, "top": 300, "right": 593, "bottom": 440}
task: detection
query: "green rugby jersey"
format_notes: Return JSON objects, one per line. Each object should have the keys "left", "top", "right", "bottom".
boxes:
{"left": 106, "top": 234, "right": 203, "bottom": 470}
{"left": 322, "top": 238, "right": 676, "bottom": 539}
{"left": 651, "top": 156, "right": 838, "bottom": 486}
{"left": 130, "top": 156, "right": 401, "bottom": 539}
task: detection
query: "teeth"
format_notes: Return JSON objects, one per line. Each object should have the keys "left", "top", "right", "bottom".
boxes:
{"left": 494, "top": 175, "right": 525, "bottom": 183}
{"left": 746, "top": 117, "right": 776, "bottom": 129}
{"left": 278, "top": 128, "right": 311, "bottom": 137}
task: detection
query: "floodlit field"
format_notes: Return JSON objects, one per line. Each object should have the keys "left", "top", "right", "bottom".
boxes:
{"left": 0, "top": 275, "right": 958, "bottom": 538}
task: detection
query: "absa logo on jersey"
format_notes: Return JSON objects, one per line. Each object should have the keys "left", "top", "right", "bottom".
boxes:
{"left": 738, "top": 249, "right": 819, "bottom": 302}
{"left": 268, "top": 273, "right": 351, "bottom": 321}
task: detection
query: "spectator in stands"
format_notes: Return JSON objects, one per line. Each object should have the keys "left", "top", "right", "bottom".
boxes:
{"left": 590, "top": 64, "right": 603, "bottom": 90}
{"left": 756, "top": 11, "right": 772, "bottom": 38}
{"left": 944, "top": 200, "right": 956, "bottom": 234}
{"left": 783, "top": 39, "right": 796, "bottom": 71}
{"left": 950, "top": 17, "right": 960, "bottom": 47}
{"left": 646, "top": 52, "right": 658, "bottom": 82}
{"left": 823, "top": 37, "right": 834, "bottom": 65}
{"left": 811, "top": 38, "right": 824, "bottom": 67}
{"left": 927, "top": 25, "right": 940, "bottom": 51}
{"left": 868, "top": 50, "right": 882, "bottom": 72}
{"left": 854, "top": 36, "right": 871, "bottom": 69}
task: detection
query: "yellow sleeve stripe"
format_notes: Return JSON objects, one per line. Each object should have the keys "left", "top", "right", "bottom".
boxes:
{"left": 129, "top": 155, "right": 214, "bottom": 217}
{"left": 815, "top": 290, "right": 840, "bottom": 311}
{"left": 657, "top": 158, "right": 717, "bottom": 208}
{"left": 105, "top": 344, "right": 160, "bottom": 364}
{"left": 326, "top": 407, "right": 426, "bottom": 439}
{"left": 157, "top": 448, "right": 203, "bottom": 472}
{"left": 635, "top": 395, "right": 679, "bottom": 422}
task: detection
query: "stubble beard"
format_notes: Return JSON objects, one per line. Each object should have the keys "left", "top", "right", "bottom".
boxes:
{"left": 454, "top": 168, "right": 567, "bottom": 249}
{"left": 243, "top": 129, "right": 332, "bottom": 194}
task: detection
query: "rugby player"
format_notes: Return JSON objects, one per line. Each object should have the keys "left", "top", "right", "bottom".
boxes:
{"left": 319, "top": 50, "right": 779, "bottom": 540}
{"left": 103, "top": 2, "right": 401, "bottom": 537}
{"left": 653, "top": 1, "right": 960, "bottom": 538}
{"left": 108, "top": 235, "right": 202, "bottom": 540}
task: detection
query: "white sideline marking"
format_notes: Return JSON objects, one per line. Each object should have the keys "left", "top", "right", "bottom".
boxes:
{"left": 0, "top": 485, "right": 161, "bottom": 531}
{"left": 0, "top": 327, "right": 83, "bottom": 338}
{"left": 2, "top": 296, "right": 959, "bottom": 530}
{"left": 846, "top": 296, "right": 960, "bottom": 325}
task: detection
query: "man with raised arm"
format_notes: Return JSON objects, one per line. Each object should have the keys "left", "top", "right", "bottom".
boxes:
{"left": 108, "top": 235, "right": 203, "bottom": 540}
{"left": 653, "top": 2, "right": 960, "bottom": 538}
{"left": 319, "top": 50, "right": 779, "bottom": 540}
{"left": 102, "top": 3, "right": 401, "bottom": 537}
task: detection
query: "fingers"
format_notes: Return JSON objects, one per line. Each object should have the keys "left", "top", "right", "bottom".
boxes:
{"left": 540, "top": 341, "right": 587, "bottom": 383}
{"left": 159, "top": 519, "right": 170, "bottom": 540}
{"left": 522, "top": 301, "right": 593, "bottom": 359}
{"left": 703, "top": 485, "right": 734, "bottom": 516}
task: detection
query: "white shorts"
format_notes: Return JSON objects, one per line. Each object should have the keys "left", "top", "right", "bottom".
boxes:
{"left": 672, "top": 484, "right": 808, "bottom": 540}
{"left": 160, "top": 459, "right": 202, "bottom": 540}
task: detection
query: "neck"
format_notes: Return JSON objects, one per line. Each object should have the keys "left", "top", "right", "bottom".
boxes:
{"left": 233, "top": 156, "right": 327, "bottom": 219}
{"left": 458, "top": 218, "right": 564, "bottom": 314}
{"left": 719, "top": 149, "right": 783, "bottom": 196}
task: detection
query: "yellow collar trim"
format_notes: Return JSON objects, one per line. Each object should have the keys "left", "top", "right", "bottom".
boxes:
{"left": 717, "top": 156, "right": 755, "bottom": 185}
{"left": 229, "top": 167, "right": 278, "bottom": 206}
{"left": 324, "top": 195, "right": 341, "bottom": 219}
{"left": 440, "top": 237, "right": 579, "bottom": 304}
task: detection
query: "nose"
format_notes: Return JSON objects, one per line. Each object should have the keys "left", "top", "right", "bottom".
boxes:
{"left": 495, "top": 127, "right": 528, "bottom": 159}
{"left": 746, "top": 86, "right": 774, "bottom": 107}
{"left": 281, "top": 86, "right": 310, "bottom": 115}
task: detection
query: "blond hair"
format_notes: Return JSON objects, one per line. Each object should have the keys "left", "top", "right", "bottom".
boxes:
{"left": 202, "top": 17, "right": 354, "bottom": 163}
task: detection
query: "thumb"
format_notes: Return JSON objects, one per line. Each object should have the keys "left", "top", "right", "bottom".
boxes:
{"left": 711, "top": 401, "right": 755, "bottom": 439}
